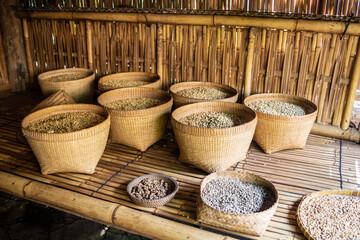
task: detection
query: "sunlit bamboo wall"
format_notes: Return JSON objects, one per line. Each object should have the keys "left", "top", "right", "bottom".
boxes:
{"left": 19, "top": 0, "right": 360, "bottom": 16}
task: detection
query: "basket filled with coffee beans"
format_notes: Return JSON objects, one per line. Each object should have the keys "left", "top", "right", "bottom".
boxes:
{"left": 197, "top": 171, "right": 278, "bottom": 236}
{"left": 127, "top": 174, "right": 179, "bottom": 208}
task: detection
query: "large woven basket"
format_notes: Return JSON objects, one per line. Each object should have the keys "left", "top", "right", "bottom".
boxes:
{"left": 197, "top": 171, "right": 278, "bottom": 236}
{"left": 296, "top": 189, "right": 360, "bottom": 240}
{"left": 98, "top": 72, "right": 161, "bottom": 92}
{"left": 244, "top": 93, "right": 317, "bottom": 154}
{"left": 98, "top": 88, "right": 173, "bottom": 151}
{"left": 169, "top": 81, "right": 238, "bottom": 109}
{"left": 38, "top": 68, "right": 95, "bottom": 103}
{"left": 171, "top": 102, "right": 257, "bottom": 173}
{"left": 21, "top": 104, "right": 110, "bottom": 175}
{"left": 127, "top": 173, "right": 179, "bottom": 208}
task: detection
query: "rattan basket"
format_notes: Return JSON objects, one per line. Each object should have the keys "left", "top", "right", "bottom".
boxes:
{"left": 37, "top": 68, "right": 95, "bottom": 103}
{"left": 21, "top": 104, "right": 110, "bottom": 175}
{"left": 98, "top": 72, "right": 161, "bottom": 92}
{"left": 127, "top": 173, "right": 179, "bottom": 208}
{"left": 97, "top": 88, "right": 173, "bottom": 151}
{"left": 171, "top": 102, "right": 257, "bottom": 173}
{"left": 197, "top": 171, "right": 278, "bottom": 236}
{"left": 169, "top": 81, "right": 238, "bottom": 109}
{"left": 296, "top": 189, "right": 360, "bottom": 240}
{"left": 243, "top": 93, "right": 317, "bottom": 154}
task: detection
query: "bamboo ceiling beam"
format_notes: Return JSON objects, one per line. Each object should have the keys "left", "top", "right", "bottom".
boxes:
{"left": 16, "top": 11, "right": 360, "bottom": 36}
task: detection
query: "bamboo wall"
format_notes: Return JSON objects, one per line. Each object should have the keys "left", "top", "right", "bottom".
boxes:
{"left": 19, "top": 0, "right": 360, "bottom": 16}
{"left": 0, "top": 27, "right": 9, "bottom": 88}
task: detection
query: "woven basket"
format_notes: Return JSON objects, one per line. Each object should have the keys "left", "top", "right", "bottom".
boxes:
{"left": 197, "top": 171, "right": 278, "bottom": 236}
{"left": 98, "top": 72, "right": 161, "bottom": 92}
{"left": 127, "top": 173, "right": 179, "bottom": 208}
{"left": 97, "top": 88, "right": 173, "bottom": 151}
{"left": 171, "top": 102, "right": 257, "bottom": 173}
{"left": 21, "top": 104, "right": 110, "bottom": 175}
{"left": 243, "top": 93, "right": 317, "bottom": 154}
{"left": 297, "top": 189, "right": 360, "bottom": 240}
{"left": 38, "top": 68, "right": 95, "bottom": 103}
{"left": 169, "top": 81, "right": 239, "bottom": 109}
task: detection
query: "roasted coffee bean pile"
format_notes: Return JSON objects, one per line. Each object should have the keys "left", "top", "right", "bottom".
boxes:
{"left": 179, "top": 112, "right": 243, "bottom": 129}
{"left": 202, "top": 178, "right": 276, "bottom": 214}
{"left": 131, "top": 178, "right": 170, "bottom": 200}
{"left": 27, "top": 112, "right": 105, "bottom": 133}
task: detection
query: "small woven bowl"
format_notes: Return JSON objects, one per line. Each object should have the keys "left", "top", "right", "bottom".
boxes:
{"left": 127, "top": 174, "right": 179, "bottom": 208}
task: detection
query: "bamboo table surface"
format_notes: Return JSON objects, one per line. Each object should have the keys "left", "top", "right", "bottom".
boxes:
{"left": 0, "top": 91, "right": 359, "bottom": 240}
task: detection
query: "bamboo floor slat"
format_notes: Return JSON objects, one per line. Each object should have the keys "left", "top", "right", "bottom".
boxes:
{"left": 0, "top": 91, "right": 360, "bottom": 240}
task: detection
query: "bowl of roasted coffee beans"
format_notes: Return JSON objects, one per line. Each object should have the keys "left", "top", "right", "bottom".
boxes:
{"left": 127, "top": 173, "right": 179, "bottom": 208}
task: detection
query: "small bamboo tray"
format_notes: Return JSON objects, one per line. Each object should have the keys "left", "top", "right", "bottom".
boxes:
{"left": 169, "top": 81, "right": 238, "bottom": 109}
{"left": 296, "top": 189, "right": 360, "bottom": 240}
{"left": 197, "top": 171, "right": 279, "bottom": 236}
{"left": 98, "top": 72, "right": 161, "bottom": 92}
{"left": 127, "top": 173, "right": 179, "bottom": 208}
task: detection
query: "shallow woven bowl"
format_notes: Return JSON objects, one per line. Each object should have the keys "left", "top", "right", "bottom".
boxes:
{"left": 98, "top": 72, "right": 161, "bottom": 92}
{"left": 38, "top": 68, "right": 95, "bottom": 103}
{"left": 98, "top": 87, "right": 173, "bottom": 151}
{"left": 171, "top": 102, "right": 257, "bottom": 173}
{"left": 197, "top": 171, "right": 278, "bottom": 236}
{"left": 21, "top": 104, "right": 110, "bottom": 175}
{"left": 169, "top": 81, "right": 239, "bottom": 109}
{"left": 244, "top": 93, "right": 317, "bottom": 154}
{"left": 296, "top": 189, "right": 360, "bottom": 240}
{"left": 127, "top": 173, "right": 179, "bottom": 208}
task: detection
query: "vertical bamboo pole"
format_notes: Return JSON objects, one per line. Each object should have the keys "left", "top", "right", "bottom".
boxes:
{"left": 22, "top": 18, "right": 34, "bottom": 83}
{"left": 244, "top": 27, "right": 256, "bottom": 99}
{"left": 0, "top": 27, "right": 9, "bottom": 85}
{"left": 341, "top": 40, "right": 360, "bottom": 130}
{"left": 157, "top": 23, "right": 164, "bottom": 89}
{"left": 86, "top": 21, "right": 94, "bottom": 71}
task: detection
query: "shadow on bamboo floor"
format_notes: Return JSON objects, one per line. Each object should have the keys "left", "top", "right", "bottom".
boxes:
{"left": 0, "top": 191, "right": 150, "bottom": 240}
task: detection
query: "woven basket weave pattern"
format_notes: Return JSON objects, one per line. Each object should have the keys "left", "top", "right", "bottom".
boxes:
{"left": 38, "top": 68, "right": 95, "bottom": 103}
{"left": 170, "top": 81, "right": 239, "bottom": 109}
{"left": 127, "top": 173, "right": 179, "bottom": 208}
{"left": 98, "top": 88, "right": 173, "bottom": 151}
{"left": 197, "top": 171, "right": 278, "bottom": 236}
{"left": 171, "top": 102, "right": 257, "bottom": 173}
{"left": 21, "top": 104, "right": 110, "bottom": 175}
{"left": 244, "top": 93, "right": 317, "bottom": 154}
{"left": 98, "top": 72, "right": 161, "bottom": 92}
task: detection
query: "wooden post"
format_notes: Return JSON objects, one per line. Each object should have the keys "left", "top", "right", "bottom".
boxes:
{"left": 0, "top": 0, "right": 27, "bottom": 91}
{"left": 157, "top": 23, "right": 163, "bottom": 89}
{"left": 86, "top": 21, "right": 94, "bottom": 71}
{"left": 0, "top": 26, "right": 9, "bottom": 85}
{"left": 341, "top": 41, "right": 360, "bottom": 130}
{"left": 22, "top": 18, "right": 34, "bottom": 83}
{"left": 244, "top": 27, "right": 255, "bottom": 99}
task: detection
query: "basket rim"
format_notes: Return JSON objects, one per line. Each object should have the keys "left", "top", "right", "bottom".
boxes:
{"left": 296, "top": 189, "right": 360, "bottom": 240}
{"left": 171, "top": 101, "right": 257, "bottom": 132}
{"left": 21, "top": 104, "right": 110, "bottom": 137}
{"left": 169, "top": 81, "right": 238, "bottom": 101}
{"left": 126, "top": 173, "right": 179, "bottom": 203}
{"left": 38, "top": 68, "right": 95, "bottom": 84}
{"left": 98, "top": 87, "right": 173, "bottom": 116}
{"left": 98, "top": 72, "right": 161, "bottom": 90}
{"left": 243, "top": 93, "right": 318, "bottom": 120}
{"left": 199, "top": 171, "right": 279, "bottom": 217}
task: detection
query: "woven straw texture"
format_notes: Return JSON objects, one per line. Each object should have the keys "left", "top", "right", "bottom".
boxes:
{"left": 98, "top": 88, "right": 173, "bottom": 151}
{"left": 127, "top": 173, "right": 179, "bottom": 208}
{"left": 197, "top": 171, "right": 278, "bottom": 236}
{"left": 244, "top": 93, "right": 318, "bottom": 154}
{"left": 37, "top": 68, "right": 95, "bottom": 103}
{"left": 30, "top": 90, "right": 76, "bottom": 113}
{"left": 170, "top": 81, "right": 239, "bottom": 109}
{"left": 21, "top": 104, "right": 110, "bottom": 175}
{"left": 296, "top": 189, "right": 360, "bottom": 240}
{"left": 98, "top": 72, "right": 161, "bottom": 92}
{"left": 171, "top": 102, "right": 257, "bottom": 173}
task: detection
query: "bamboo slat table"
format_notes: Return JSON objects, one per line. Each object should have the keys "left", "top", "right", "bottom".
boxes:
{"left": 0, "top": 91, "right": 359, "bottom": 240}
